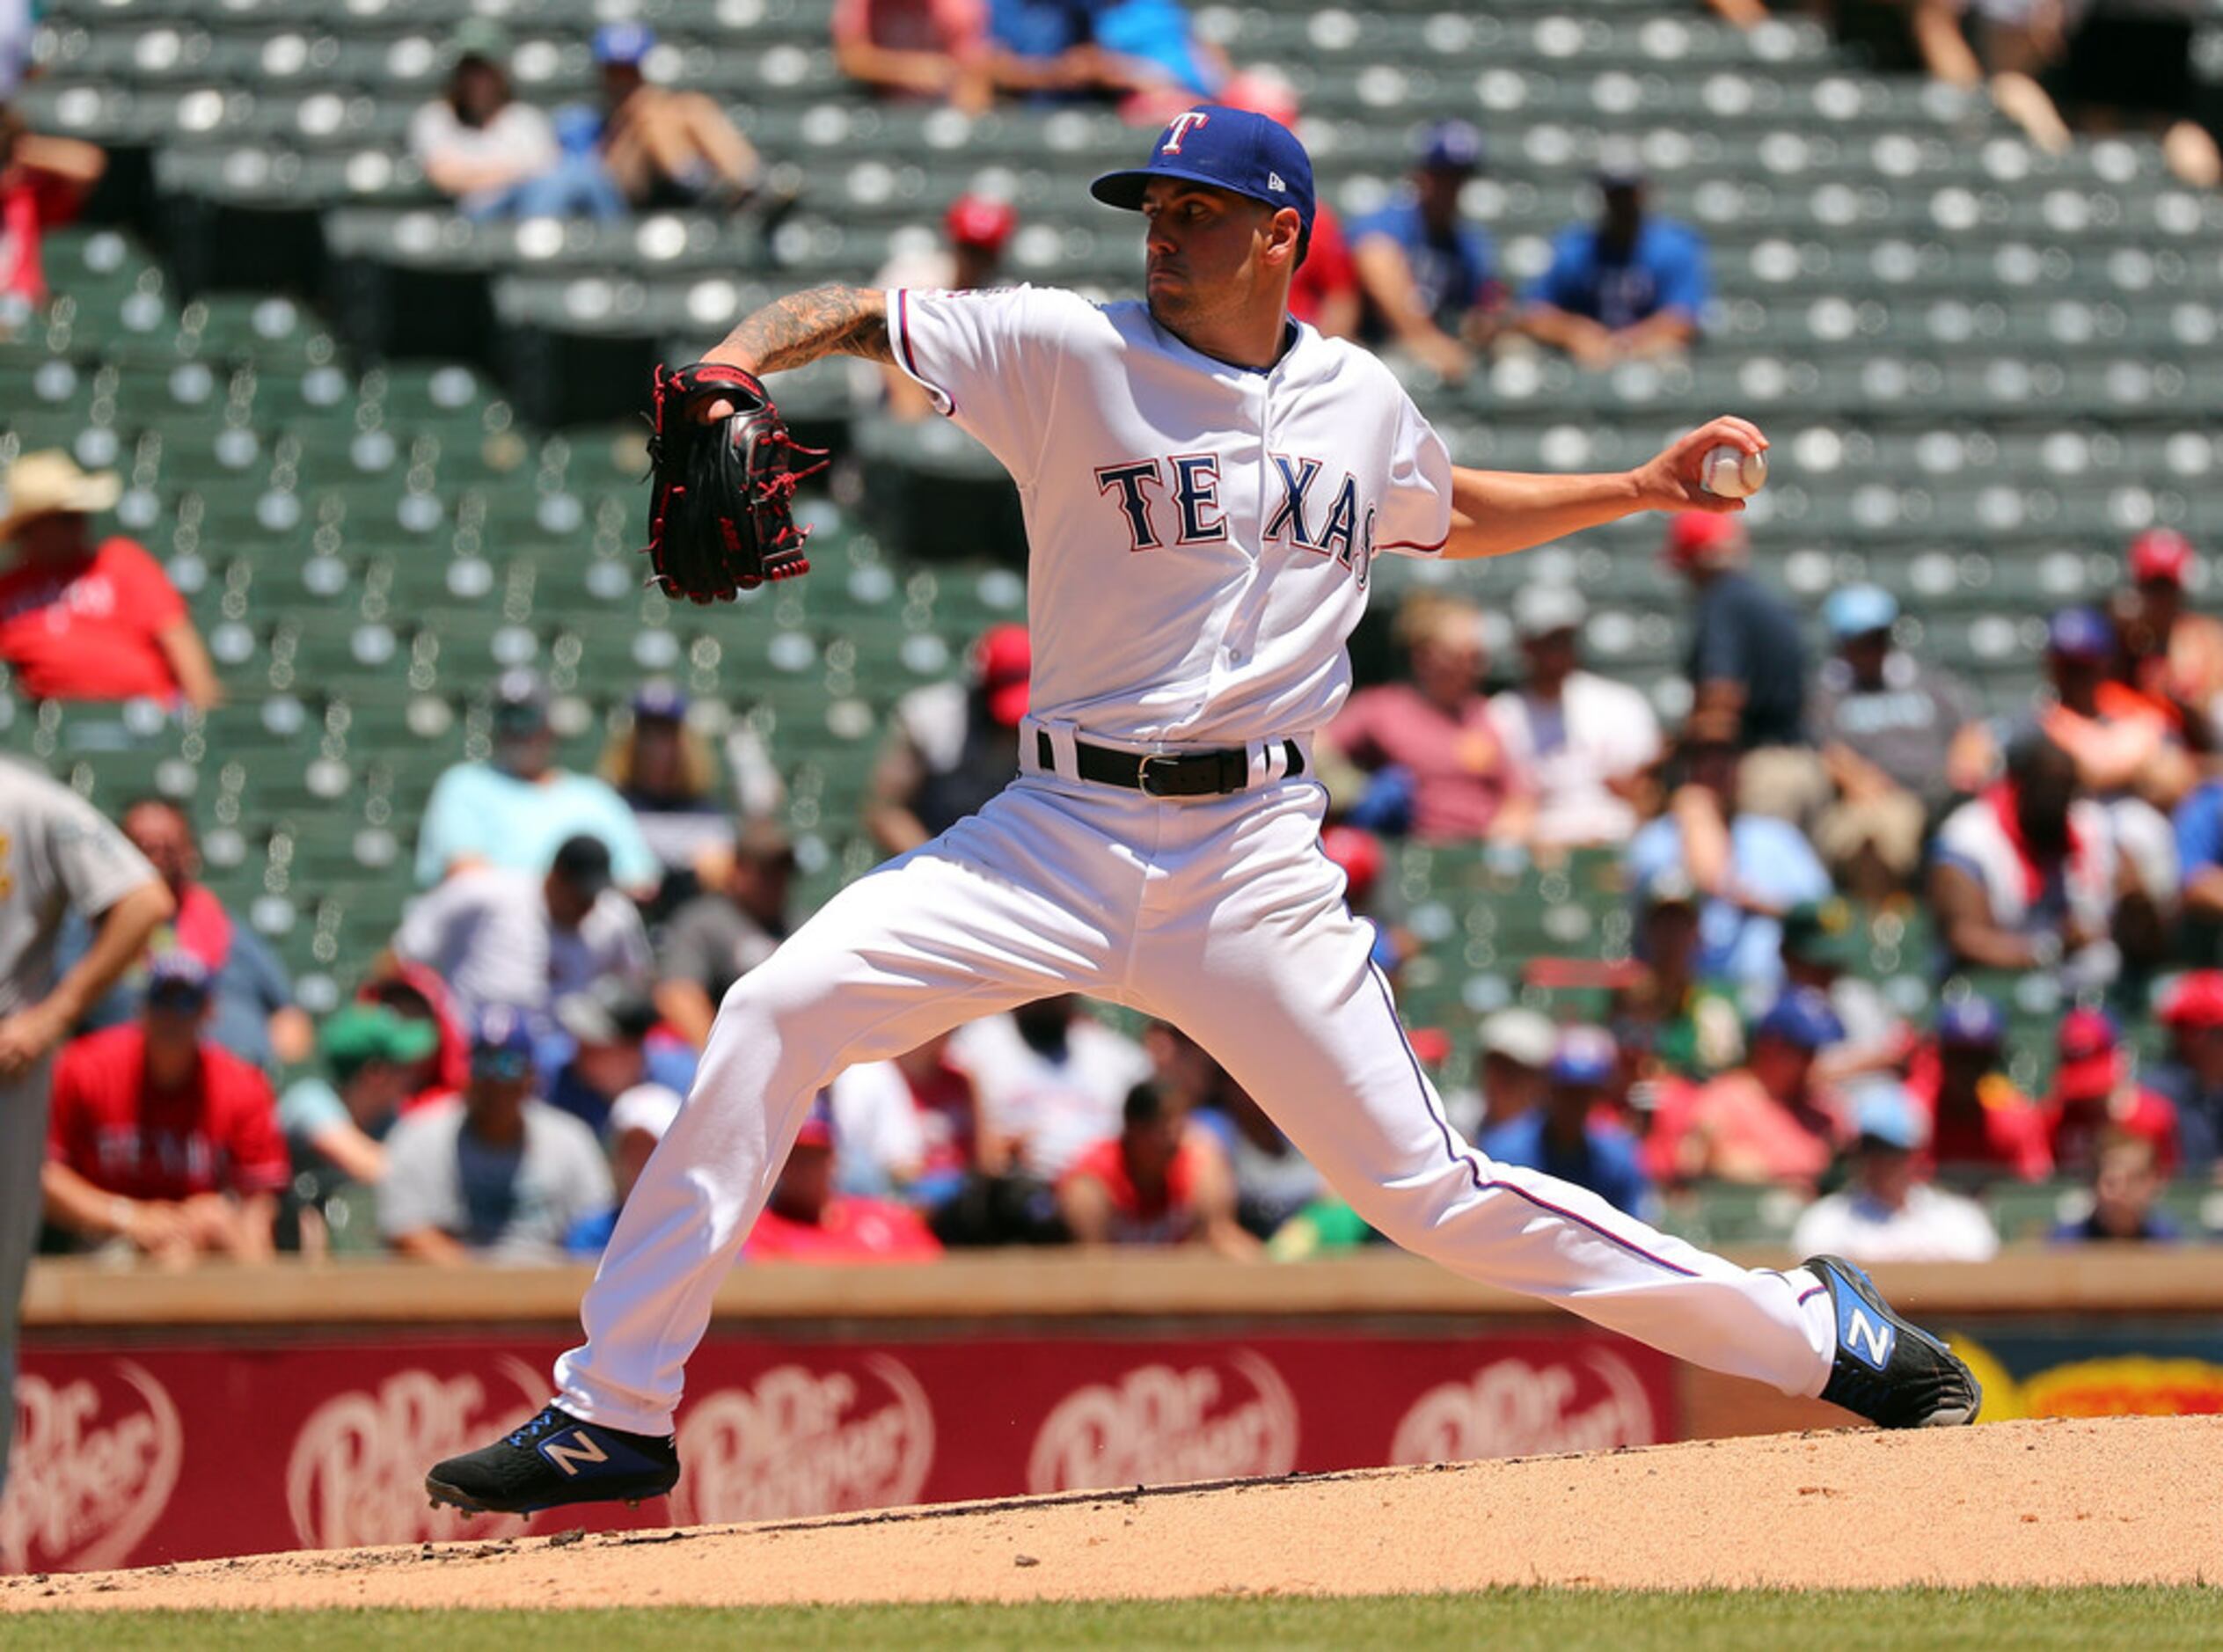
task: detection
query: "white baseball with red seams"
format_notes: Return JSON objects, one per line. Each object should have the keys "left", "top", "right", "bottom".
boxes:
{"left": 549, "top": 285, "right": 1839, "bottom": 1439}
{"left": 1700, "top": 443, "right": 1768, "bottom": 500}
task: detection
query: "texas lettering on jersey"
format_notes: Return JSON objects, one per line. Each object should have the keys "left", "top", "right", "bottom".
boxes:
{"left": 887, "top": 281, "right": 1452, "bottom": 746}
{"left": 1093, "top": 453, "right": 1377, "bottom": 587}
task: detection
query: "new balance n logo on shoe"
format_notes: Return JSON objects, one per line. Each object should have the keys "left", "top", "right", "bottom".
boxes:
{"left": 1844, "top": 1305, "right": 1895, "bottom": 1371}
{"left": 542, "top": 1430, "right": 611, "bottom": 1478}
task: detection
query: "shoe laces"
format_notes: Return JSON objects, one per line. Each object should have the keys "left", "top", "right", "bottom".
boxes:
{"left": 505, "top": 1407, "right": 573, "bottom": 1450}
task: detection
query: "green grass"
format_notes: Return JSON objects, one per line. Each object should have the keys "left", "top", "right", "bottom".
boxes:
{"left": 3, "top": 1589, "right": 2217, "bottom": 1651}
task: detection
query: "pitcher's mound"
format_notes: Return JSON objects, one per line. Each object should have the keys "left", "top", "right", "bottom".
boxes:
{"left": 6, "top": 1416, "right": 2216, "bottom": 1611}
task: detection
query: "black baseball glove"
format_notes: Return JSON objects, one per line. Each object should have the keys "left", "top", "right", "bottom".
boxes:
{"left": 640, "top": 362, "right": 829, "bottom": 603}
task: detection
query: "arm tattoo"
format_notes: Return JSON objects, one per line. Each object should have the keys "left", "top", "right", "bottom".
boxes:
{"left": 720, "top": 284, "right": 893, "bottom": 373}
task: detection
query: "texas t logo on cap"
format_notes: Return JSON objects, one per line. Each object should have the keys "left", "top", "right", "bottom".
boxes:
{"left": 1091, "top": 105, "right": 1319, "bottom": 259}
{"left": 1161, "top": 111, "right": 1210, "bottom": 154}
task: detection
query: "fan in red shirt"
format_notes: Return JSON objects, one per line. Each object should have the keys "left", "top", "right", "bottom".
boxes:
{"left": 2044, "top": 1007, "right": 2182, "bottom": 1178}
{"left": 1, "top": 111, "right": 106, "bottom": 311}
{"left": 745, "top": 1097, "right": 942, "bottom": 1263}
{"left": 1320, "top": 592, "right": 1531, "bottom": 843}
{"left": 1902, "top": 997, "right": 2053, "bottom": 1183}
{"left": 40, "top": 954, "right": 289, "bottom": 1262}
{"left": 0, "top": 451, "right": 223, "bottom": 708}
{"left": 1057, "top": 1080, "right": 1252, "bottom": 1254}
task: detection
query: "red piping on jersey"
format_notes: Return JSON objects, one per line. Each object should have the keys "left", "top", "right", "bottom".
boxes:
{"left": 1375, "top": 534, "right": 1450, "bottom": 555}
{"left": 893, "top": 289, "right": 958, "bottom": 417}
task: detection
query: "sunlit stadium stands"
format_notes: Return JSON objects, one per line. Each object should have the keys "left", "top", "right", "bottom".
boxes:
{"left": 5, "top": 0, "right": 2223, "bottom": 1080}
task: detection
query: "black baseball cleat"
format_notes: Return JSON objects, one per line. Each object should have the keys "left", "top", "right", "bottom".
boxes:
{"left": 426, "top": 1405, "right": 680, "bottom": 1515}
{"left": 1805, "top": 1254, "right": 1982, "bottom": 1429}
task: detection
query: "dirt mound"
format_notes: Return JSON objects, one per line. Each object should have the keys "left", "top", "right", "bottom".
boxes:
{"left": 4, "top": 1416, "right": 2214, "bottom": 1611}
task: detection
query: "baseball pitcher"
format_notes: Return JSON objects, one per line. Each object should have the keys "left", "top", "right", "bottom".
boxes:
{"left": 430, "top": 107, "right": 1978, "bottom": 1516}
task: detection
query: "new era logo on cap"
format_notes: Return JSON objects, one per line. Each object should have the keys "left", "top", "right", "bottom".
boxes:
{"left": 1268, "top": 172, "right": 1286, "bottom": 192}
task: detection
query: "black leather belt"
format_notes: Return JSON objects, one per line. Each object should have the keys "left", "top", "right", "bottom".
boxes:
{"left": 1039, "top": 730, "right": 1305, "bottom": 798}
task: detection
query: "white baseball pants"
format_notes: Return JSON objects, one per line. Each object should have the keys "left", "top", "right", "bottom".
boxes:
{"left": 554, "top": 765, "right": 1835, "bottom": 1434}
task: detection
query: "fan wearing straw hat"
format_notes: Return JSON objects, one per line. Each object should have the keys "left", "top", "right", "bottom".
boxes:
{"left": 0, "top": 450, "right": 222, "bottom": 709}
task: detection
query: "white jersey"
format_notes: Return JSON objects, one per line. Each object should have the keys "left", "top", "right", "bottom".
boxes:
{"left": 549, "top": 279, "right": 1853, "bottom": 1449}
{"left": 887, "top": 287, "right": 1454, "bottom": 748}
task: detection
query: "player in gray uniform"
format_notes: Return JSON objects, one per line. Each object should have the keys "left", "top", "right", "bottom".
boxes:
{"left": 0, "top": 757, "right": 173, "bottom": 1494}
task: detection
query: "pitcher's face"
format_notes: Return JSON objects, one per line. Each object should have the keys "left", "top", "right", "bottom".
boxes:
{"left": 1140, "top": 179, "right": 1284, "bottom": 333}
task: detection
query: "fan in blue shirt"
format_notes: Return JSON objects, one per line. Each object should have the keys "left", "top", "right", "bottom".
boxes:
{"left": 1481, "top": 1027, "right": 1656, "bottom": 1219}
{"left": 1349, "top": 121, "right": 1502, "bottom": 384}
{"left": 1521, "top": 152, "right": 1708, "bottom": 367}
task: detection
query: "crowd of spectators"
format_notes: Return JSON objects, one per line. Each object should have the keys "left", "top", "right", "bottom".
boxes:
{"left": 407, "top": 22, "right": 786, "bottom": 224}
{"left": 1706, "top": 0, "right": 2222, "bottom": 190}
{"left": 1302, "top": 505, "right": 2223, "bottom": 1259}
{"left": 11, "top": 6, "right": 2223, "bottom": 1277}
{"left": 11, "top": 428, "right": 2223, "bottom": 1264}
{"left": 20, "top": 498, "right": 2223, "bottom": 1274}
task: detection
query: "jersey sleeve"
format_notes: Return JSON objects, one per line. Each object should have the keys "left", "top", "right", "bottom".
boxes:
{"left": 596, "top": 895, "right": 655, "bottom": 985}
{"left": 36, "top": 779, "right": 161, "bottom": 922}
{"left": 1375, "top": 391, "right": 1453, "bottom": 559}
{"left": 223, "top": 1070, "right": 293, "bottom": 1196}
{"left": 277, "top": 1077, "right": 349, "bottom": 1143}
{"left": 391, "top": 877, "right": 466, "bottom": 972}
{"left": 884, "top": 284, "right": 1088, "bottom": 485}
{"left": 109, "top": 539, "right": 187, "bottom": 632}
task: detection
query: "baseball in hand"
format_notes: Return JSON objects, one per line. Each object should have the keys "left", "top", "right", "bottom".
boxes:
{"left": 1700, "top": 444, "right": 1768, "bottom": 500}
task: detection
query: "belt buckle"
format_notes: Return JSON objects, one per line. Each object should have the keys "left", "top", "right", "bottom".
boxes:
{"left": 1137, "top": 752, "right": 1167, "bottom": 796}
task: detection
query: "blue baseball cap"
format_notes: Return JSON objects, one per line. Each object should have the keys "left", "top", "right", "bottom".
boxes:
{"left": 471, "top": 1004, "right": 537, "bottom": 1075}
{"left": 145, "top": 951, "right": 213, "bottom": 1009}
{"left": 1824, "top": 584, "right": 1898, "bottom": 640}
{"left": 2047, "top": 605, "right": 2114, "bottom": 662}
{"left": 632, "top": 677, "right": 688, "bottom": 721}
{"left": 1091, "top": 106, "right": 1316, "bottom": 257}
{"left": 593, "top": 22, "right": 654, "bottom": 66}
{"left": 1935, "top": 997, "right": 2006, "bottom": 1049}
{"left": 1595, "top": 143, "right": 1649, "bottom": 192}
{"left": 1753, "top": 986, "right": 1845, "bottom": 1051}
{"left": 1549, "top": 1027, "right": 1619, "bottom": 1087}
{"left": 1419, "top": 119, "right": 1486, "bottom": 174}
{"left": 1852, "top": 1082, "right": 1927, "bottom": 1151}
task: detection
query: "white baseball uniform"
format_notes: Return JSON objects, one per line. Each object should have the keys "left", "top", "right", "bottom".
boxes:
{"left": 551, "top": 289, "right": 1838, "bottom": 1434}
